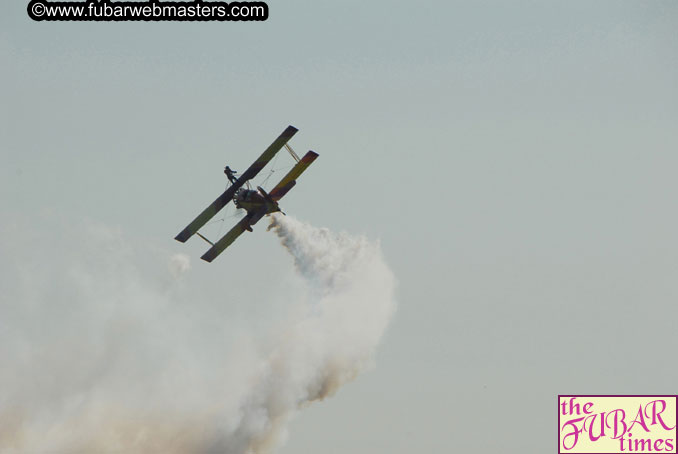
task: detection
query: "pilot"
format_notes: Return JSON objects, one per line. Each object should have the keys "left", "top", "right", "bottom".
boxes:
{"left": 224, "top": 166, "right": 238, "bottom": 184}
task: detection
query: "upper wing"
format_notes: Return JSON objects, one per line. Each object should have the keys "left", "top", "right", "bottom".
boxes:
{"left": 174, "top": 185, "right": 240, "bottom": 243}
{"left": 174, "top": 125, "right": 299, "bottom": 243}
{"left": 236, "top": 125, "right": 299, "bottom": 184}
{"left": 268, "top": 150, "right": 319, "bottom": 201}
{"left": 200, "top": 215, "right": 255, "bottom": 262}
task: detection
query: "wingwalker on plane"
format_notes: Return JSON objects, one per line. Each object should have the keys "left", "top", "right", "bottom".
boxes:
{"left": 174, "top": 125, "right": 318, "bottom": 262}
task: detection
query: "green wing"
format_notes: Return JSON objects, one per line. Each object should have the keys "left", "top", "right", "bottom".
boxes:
{"left": 237, "top": 125, "right": 298, "bottom": 183}
{"left": 200, "top": 216, "right": 252, "bottom": 262}
{"left": 174, "top": 185, "right": 239, "bottom": 243}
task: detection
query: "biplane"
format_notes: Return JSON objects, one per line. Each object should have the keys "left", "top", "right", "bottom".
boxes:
{"left": 174, "top": 125, "right": 318, "bottom": 262}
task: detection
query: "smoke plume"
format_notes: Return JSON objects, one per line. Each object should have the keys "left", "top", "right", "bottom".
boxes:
{"left": 0, "top": 215, "right": 396, "bottom": 453}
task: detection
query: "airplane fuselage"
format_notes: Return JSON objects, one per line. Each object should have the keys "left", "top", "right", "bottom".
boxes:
{"left": 233, "top": 188, "right": 278, "bottom": 216}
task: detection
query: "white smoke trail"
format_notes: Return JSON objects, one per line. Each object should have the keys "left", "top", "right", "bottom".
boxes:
{"left": 0, "top": 215, "right": 396, "bottom": 453}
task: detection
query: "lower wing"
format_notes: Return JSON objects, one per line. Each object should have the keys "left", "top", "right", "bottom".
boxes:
{"left": 200, "top": 214, "right": 254, "bottom": 263}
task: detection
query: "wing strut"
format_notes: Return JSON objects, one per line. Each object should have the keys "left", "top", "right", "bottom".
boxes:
{"left": 196, "top": 232, "right": 214, "bottom": 246}
{"left": 285, "top": 143, "right": 301, "bottom": 163}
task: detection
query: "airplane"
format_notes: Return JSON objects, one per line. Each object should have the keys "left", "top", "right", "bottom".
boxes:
{"left": 174, "top": 125, "right": 318, "bottom": 262}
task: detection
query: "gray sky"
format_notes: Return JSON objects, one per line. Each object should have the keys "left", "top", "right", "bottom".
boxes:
{"left": 2, "top": 1, "right": 678, "bottom": 452}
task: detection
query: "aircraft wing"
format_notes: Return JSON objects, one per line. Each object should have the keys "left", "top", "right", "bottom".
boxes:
{"left": 174, "top": 185, "right": 240, "bottom": 243}
{"left": 236, "top": 125, "right": 299, "bottom": 184}
{"left": 268, "top": 150, "right": 319, "bottom": 201}
{"left": 200, "top": 214, "right": 257, "bottom": 262}
{"left": 174, "top": 125, "right": 299, "bottom": 243}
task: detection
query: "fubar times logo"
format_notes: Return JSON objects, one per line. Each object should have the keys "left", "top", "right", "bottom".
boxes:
{"left": 559, "top": 395, "right": 677, "bottom": 453}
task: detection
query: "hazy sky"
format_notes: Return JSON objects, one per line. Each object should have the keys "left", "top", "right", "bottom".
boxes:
{"left": 2, "top": 1, "right": 678, "bottom": 452}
